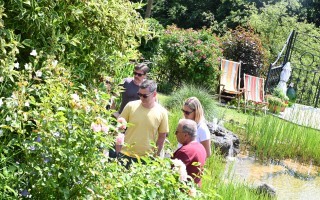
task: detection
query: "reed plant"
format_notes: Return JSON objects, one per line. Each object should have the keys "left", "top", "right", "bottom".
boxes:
{"left": 245, "top": 115, "right": 320, "bottom": 165}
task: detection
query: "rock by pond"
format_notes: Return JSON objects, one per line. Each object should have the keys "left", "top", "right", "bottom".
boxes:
{"left": 207, "top": 122, "right": 240, "bottom": 157}
{"left": 257, "top": 183, "right": 276, "bottom": 198}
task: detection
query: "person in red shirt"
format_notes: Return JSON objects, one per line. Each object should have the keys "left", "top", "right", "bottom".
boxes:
{"left": 173, "top": 119, "right": 206, "bottom": 186}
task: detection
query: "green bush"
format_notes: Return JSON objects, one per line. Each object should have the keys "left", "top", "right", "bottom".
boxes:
{"left": 272, "top": 87, "right": 289, "bottom": 102}
{"left": 138, "top": 18, "right": 164, "bottom": 61}
{"left": 163, "top": 84, "right": 220, "bottom": 122}
{"left": 221, "top": 26, "right": 268, "bottom": 77}
{"left": 0, "top": 2, "right": 200, "bottom": 198}
{"left": 152, "top": 25, "right": 222, "bottom": 94}
{"left": 0, "top": 48, "right": 199, "bottom": 199}
{"left": 2, "top": 0, "right": 150, "bottom": 84}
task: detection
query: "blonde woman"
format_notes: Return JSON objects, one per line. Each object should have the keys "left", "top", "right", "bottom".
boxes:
{"left": 179, "top": 97, "right": 211, "bottom": 158}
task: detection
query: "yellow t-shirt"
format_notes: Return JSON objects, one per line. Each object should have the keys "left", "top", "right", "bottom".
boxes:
{"left": 120, "top": 100, "right": 169, "bottom": 157}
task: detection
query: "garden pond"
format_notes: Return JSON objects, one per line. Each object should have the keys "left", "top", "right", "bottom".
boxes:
{"left": 226, "top": 154, "right": 320, "bottom": 200}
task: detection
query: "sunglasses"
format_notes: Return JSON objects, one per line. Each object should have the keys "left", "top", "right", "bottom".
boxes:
{"left": 137, "top": 92, "right": 154, "bottom": 98}
{"left": 181, "top": 109, "right": 194, "bottom": 115}
{"left": 133, "top": 72, "right": 145, "bottom": 77}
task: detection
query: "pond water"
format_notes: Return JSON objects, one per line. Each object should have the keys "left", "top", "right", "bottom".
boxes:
{"left": 226, "top": 155, "right": 320, "bottom": 200}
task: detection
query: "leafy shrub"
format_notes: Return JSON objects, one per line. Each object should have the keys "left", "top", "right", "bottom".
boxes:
{"left": 138, "top": 18, "right": 165, "bottom": 61}
{"left": 272, "top": 87, "right": 289, "bottom": 102}
{"left": 0, "top": 49, "right": 200, "bottom": 199}
{"left": 0, "top": 50, "right": 113, "bottom": 198}
{"left": 267, "top": 87, "right": 289, "bottom": 113}
{"left": 3, "top": 0, "right": 150, "bottom": 84}
{"left": 0, "top": 3, "right": 199, "bottom": 199}
{"left": 103, "top": 158, "right": 202, "bottom": 199}
{"left": 152, "top": 25, "right": 222, "bottom": 94}
{"left": 163, "top": 84, "right": 220, "bottom": 122}
{"left": 221, "top": 26, "right": 268, "bottom": 77}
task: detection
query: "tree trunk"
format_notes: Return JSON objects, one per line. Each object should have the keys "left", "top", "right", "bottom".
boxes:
{"left": 145, "top": 0, "right": 153, "bottom": 18}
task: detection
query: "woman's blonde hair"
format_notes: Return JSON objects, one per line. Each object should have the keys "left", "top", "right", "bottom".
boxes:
{"left": 184, "top": 97, "right": 205, "bottom": 124}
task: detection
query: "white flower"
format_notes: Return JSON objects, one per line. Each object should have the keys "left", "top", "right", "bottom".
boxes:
{"left": 172, "top": 158, "right": 186, "bottom": 169}
{"left": 0, "top": 98, "right": 3, "bottom": 107}
{"left": 52, "top": 60, "right": 58, "bottom": 67}
{"left": 6, "top": 116, "right": 12, "bottom": 122}
{"left": 0, "top": 129, "right": 3, "bottom": 137}
{"left": 24, "top": 101, "right": 30, "bottom": 107}
{"left": 53, "top": 132, "right": 60, "bottom": 137}
{"left": 14, "top": 62, "right": 20, "bottom": 69}
{"left": 35, "top": 70, "right": 42, "bottom": 77}
{"left": 30, "top": 50, "right": 37, "bottom": 56}
{"left": 0, "top": 77, "right": 3, "bottom": 83}
{"left": 172, "top": 158, "right": 188, "bottom": 182}
{"left": 71, "top": 94, "right": 80, "bottom": 102}
{"left": 24, "top": 63, "right": 32, "bottom": 70}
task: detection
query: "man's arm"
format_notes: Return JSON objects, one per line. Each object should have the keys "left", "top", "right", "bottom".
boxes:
{"left": 156, "top": 132, "right": 167, "bottom": 156}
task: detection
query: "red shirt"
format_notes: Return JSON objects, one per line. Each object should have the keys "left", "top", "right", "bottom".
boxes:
{"left": 173, "top": 141, "right": 206, "bottom": 186}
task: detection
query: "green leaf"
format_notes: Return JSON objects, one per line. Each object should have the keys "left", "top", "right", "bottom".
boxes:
{"left": 4, "top": 185, "right": 17, "bottom": 195}
{"left": 22, "top": 39, "right": 33, "bottom": 47}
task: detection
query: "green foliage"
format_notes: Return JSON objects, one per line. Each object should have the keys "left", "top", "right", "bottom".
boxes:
{"left": 163, "top": 84, "right": 220, "bottom": 122}
{"left": 266, "top": 87, "right": 289, "bottom": 111}
{"left": 249, "top": 1, "right": 320, "bottom": 64}
{"left": 1, "top": 2, "right": 200, "bottom": 198}
{"left": 149, "top": 0, "right": 217, "bottom": 29}
{"left": 152, "top": 25, "right": 222, "bottom": 94}
{"left": 266, "top": 95, "right": 286, "bottom": 107}
{"left": 102, "top": 158, "right": 202, "bottom": 199}
{"left": 221, "top": 26, "right": 268, "bottom": 77}
{"left": 272, "top": 87, "right": 289, "bottom": 102}
{"left": 138, "top": 18, "right": 165, "bottom": 61}
{"left": 146, "top": 0, "right": 255, "bottom": 31}
{"left": 3, "top": 0, "right": 150, "bottom": 84}
{"left": 213, "top": 0, "right": 257, "bottom": 33}
{"left": 0, "top": 51, "right": 115, "bottom": 198}
{"left": 0, "top": 39, "right": 198, "bottom": 200}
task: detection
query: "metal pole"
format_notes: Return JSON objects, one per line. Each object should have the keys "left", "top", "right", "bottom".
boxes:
{"left": 283, "top": 30, "right": 295, "bottom": 65}
{"left": 265, "top": 63, "right": 273, "bottom": 94}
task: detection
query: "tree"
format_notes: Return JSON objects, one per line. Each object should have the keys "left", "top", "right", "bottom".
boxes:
{"left": 145, "top": 0, "right": 154, "bottom": 18}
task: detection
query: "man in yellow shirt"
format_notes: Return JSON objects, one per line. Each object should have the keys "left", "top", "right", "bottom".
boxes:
{"left": 119, "top": 80, "right": 169, "bottom": 168}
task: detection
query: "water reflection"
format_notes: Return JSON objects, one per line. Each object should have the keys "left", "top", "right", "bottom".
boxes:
{"left": 227, "top": 156, "right": 320, "bottom": 200}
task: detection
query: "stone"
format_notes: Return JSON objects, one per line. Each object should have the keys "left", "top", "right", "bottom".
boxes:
{"left": 257, "top": 183, "right": 276, "bottom": 197}
{"left": 207, "top": 122, "right": 240, "bottom": 157}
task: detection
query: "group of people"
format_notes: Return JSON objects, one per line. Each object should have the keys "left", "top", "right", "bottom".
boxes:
{"left": 109, "top": 63, "right": 211, "bottom": 186}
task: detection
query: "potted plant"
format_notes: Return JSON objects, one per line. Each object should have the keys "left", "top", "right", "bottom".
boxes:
{"left": 267, "top": 87, "right": 289, "bottom": 113}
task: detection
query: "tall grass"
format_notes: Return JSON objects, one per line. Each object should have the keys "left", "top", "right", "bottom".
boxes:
{"left": 162, "top": 84, "right": 220, "bottom": 121}
{"left": 245, "top": 115, "right": 320, "bottom": 165}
